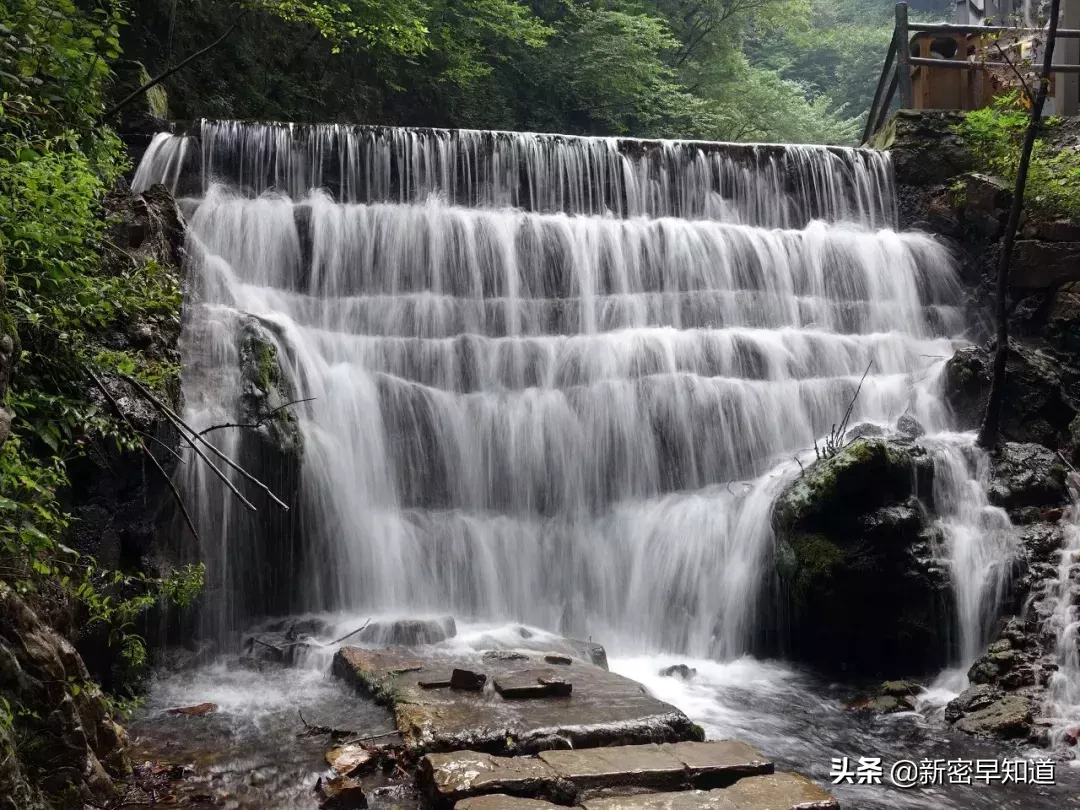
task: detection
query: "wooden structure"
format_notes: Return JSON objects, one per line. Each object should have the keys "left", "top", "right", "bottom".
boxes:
{"left": 863, "top": 2, "right": 1080, "bottom": 144}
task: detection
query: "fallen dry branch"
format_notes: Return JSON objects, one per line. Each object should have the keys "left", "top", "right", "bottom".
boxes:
{"left": 329, "top": 618, "right": 371, "bottom": 646}
{"left": 88, "top": 369, "right": 200, "bottom": 543}
{"left": 119, "top": 373, "right": 288, "bottom": 512}
{"left": 197, "top": 397, "right": 316, "bottom": 437}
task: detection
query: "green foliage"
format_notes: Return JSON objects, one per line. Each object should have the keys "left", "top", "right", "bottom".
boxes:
{"left": 0, "top": 0, "right": 202, "bottom": 697}
{"left": 958, "top": 92, "right": 1080, "bottom": 219}
{"left": 121, "top": 0, "right": 885, "bottom": 143}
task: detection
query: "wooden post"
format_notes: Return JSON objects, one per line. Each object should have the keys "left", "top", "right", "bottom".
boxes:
{"left": 1063, "top": 0, "right": 1079, "bottom": 115}
{"left": 896, "top": 2, "right": 915, "bottom": 108}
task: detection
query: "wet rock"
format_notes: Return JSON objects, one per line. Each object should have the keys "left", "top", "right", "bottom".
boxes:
{"left": 772, "top": 439, "right": 949, "bottom": 676}
{"left": 166, "top": 702, "right": 217, "bottom": 717}
{"left": 419, "top": 674, "right": 454, "bottom": 689}
{"left": 853, "top": 695, "right": 913, "bottom": 714}
{"left": 880, "top": 680, "right": 920, "bottom": 697}
{"left": 543, "top": 654, "right": 573, "bottom": 666}
{"left": 1047, "top": 282, "right": 1080, "bottom": 355}
{"left": 1025, "top": 219, "right": 1080, "bottom": 243}
{"left": 1012, "top": 241, "right": 1080, "bottom": 290}
{"left": 896, "top": 413, "right": 926, "bottom": 439}
{"left": 326, "top": 744, "right": 376, "bottom": 777}
{"left": 359, "top": 616, "right": 457, "bottom": 647}
{"left": 723, "top": 773, "right": 839, "bottom": 810}
{"left": 943, "top": 340, "right": 1079, "bottom": 448}
{"left": 484, "top": 650, "right": 529, "bottom": 662}
{"left": 659, "top": 664, "right": 697, "bottom": 680}
{"left": 422, "top": 741, "right": 775, "bottom": 806}
{"left": 451, "top": 668, "right": 488, "bottom": 691}
{"left": 954, "top": 695, "right": 1033, "bottom": 738}
{"left": 1019, "top": 523, "right": 1066, "bottom": 565}
{"left": 987, "top": 442, "right": 1068, "bottom": 510}
{"left": 945, "top": 683, "right": 1003, "bottom": 723}
{"left": 334, "top": 647, "right": 700, "bottom": 754}
{"left": 318, "top": 774, "right": 368, "bottom": 809}
{"left": 494, "top": 672, "right": 573, "bottom": 699}
{"left": 844, "top": 422, "right": 886, "bottom": 442}
{"left": 876, "top": 110, "right": 974, "bottom": 188}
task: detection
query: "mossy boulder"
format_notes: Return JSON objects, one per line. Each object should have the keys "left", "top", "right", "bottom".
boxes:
{"left": 772, "top": 439, "right": 949, "bottom": 677}
{"left": 238, "top": 317, "right": 302, "bottom": 456}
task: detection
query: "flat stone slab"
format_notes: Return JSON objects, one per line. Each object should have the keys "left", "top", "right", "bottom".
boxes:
{"left": 538, "top": 745, "right": 686, "bottom": 790}
{"left": 722, "top": 773, "right": 839, "bottom": 810}
{"left": 457, "top": 797, "right": 562, "bottom": 810}
{"left": 495, "top": 671, "right": 573, "bottom": 699}
{"left": 660, "top": 742, "right": 773, "bottom": 788}
{"left": 582, "top": 790, "right": 741, "bottom": 810}
{"left": 334, "top": 647, "right": 700, "bottom": 754}
{"left": 422, "top": 751, "right": 557, "bottom": 802}
{"left": 421, "top": 741, "right": 774, "bottom": 805}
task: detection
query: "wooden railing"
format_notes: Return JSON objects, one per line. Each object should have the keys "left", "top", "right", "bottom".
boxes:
{"left": 862, "top": 2, "right": 1080, "bottom": 144}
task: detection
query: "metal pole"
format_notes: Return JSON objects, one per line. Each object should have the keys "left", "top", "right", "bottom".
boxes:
{"left": 895, "top": 2, "right": 915, "bottom": 108}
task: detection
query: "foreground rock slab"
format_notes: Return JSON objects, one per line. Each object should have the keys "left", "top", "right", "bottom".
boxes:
{"left": 334, "top": 647, "right": 701, "bottom": 753}
{"left": 450, "top": 775, "right": 838, "bottom": 810}
{"left": 421, "top": 741, "right": 774, "bottom": 805}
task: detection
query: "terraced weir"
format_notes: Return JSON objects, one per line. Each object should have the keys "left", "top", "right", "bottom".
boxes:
{"left": 136, "top": 122, "right": 967, "bottom": 646}
{"left": 130, "top": 122, "right": 1065, "bottom": 810}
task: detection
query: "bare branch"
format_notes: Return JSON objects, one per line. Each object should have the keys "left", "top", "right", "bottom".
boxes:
{"left": 88, "top": 370, "right": 200, "bottom": 544}
{"left": 197, "top": 397, "right": 315, "bottom": 437}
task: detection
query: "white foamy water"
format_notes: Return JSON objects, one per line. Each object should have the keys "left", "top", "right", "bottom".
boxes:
{"left": 139, "top": 123, "right": 1018, "bottom": 689}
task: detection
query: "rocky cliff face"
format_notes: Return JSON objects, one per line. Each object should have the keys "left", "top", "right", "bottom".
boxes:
{"left": 0, "top": 182, "right": 185, "bottom": 807}
{"left": 859, "top": 110, "right": 1080, "bottom": 744}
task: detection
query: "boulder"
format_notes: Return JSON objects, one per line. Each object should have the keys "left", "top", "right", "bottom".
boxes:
{"left": 326, "top": 744, "right": 376, "bottom": 777}
{"left": 359, "top": 616, "right": 457, "bottom": 647}
{"left": 1012, "top": 241, "right": 1080, "bottom": 290}
{"left": 659, "top": 664, "right": 697, "bottom": 680}
{"left": 986, "top": 443, "right": 1068, "bottom": 511}
{"left": 942, "top": 340, "right": 1079, "bottom": 448}
{"left": 945, "top": 683, "right": 1003, "bottom": 723}
{"left": 953, "top": 695, "right": 1033, "bottom": 738}
{"left": 1047, "top": 282, "right": 1080, "bottom": 354}
{"left": 772, "top": 439, "right": 949, "bottom": 676}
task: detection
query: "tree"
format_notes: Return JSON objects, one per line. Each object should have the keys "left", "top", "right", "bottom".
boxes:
{"left": 978, "top": 0, "right": 1064, "bottom": 448}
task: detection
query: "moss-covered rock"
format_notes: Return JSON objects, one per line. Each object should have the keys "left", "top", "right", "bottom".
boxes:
{"left": 238, "top": 317, "right": 303, "bottom": 456}
{"left": 772, "top": 439, "right": 949, "bottom": 677}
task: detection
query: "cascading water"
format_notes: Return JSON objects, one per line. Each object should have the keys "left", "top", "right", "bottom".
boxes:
{"left": 129, "top": 121, "right": 1080, "bottom": 810}
{"left": 137, "top": 121, "right": 981, "bottom": 658}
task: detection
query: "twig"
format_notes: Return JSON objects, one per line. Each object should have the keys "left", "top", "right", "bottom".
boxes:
{"left": 88, "top": 370, "right": 200, "bottom": 544}
{"left": 197, "top": 398, "right": 315, "bottom": 437}
{"left": 838, "top": 360, "right": 874, "bottom": 440}
{"left": 120, "top": 373, "right": 286, "bottom": 512}
{"left": 993, "top": 39, "right": 1035, "bottom": 102}
{"left": 330, "top": 618, "right": 371, "bottom": 646}
{"left": 1058, "top": 450, "right": 1077, "bottom": 473}
{"left": 137, "top": 430, "right": 187, "bottom": 464}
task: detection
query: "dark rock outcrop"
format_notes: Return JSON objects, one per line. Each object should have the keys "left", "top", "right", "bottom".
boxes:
{"left": 0, "top": 584, "right": 131, "bottom": 809}
{"left": 70, "top": 184, "right": 188, "bottom": 574}
{"left": 942, "top": 339, "right": 1079, "bottom": 449}
{"left": 771, "top": 439, "right": 949, "bottom": 676}
{"left": 986, "top": 443, "right": 1068, "bottom": 511}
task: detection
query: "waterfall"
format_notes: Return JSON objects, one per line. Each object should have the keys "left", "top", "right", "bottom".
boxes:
{"left": 1041, "top": 475, "right": 1080, "bottom": 742}
{"left": 138, "top": 122, "right": 1004, "bottom": 660}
